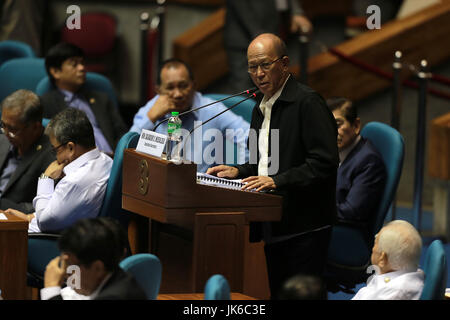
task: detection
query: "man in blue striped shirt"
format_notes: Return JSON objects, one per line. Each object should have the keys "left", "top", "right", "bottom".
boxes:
{"left": 130, "top": 59, "right": 250, "bottom": 172}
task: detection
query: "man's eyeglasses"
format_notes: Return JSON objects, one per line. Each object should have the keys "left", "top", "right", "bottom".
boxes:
{"left": 0, "top": 121, "right": 27, "bottom": 138}
{"left": 247, "top": 56, "right": 284, "bottom": 74}
{"left": 52, "top": 142, "right": 68, "bottom": 154}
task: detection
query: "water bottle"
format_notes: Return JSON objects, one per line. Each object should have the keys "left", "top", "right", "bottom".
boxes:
{"left": 166, "top": 111, "right": 182, "bottom": 161}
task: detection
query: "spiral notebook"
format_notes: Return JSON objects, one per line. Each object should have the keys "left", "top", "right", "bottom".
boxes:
{"left": 196, "top": 172, "right": 245, "bottom": 191}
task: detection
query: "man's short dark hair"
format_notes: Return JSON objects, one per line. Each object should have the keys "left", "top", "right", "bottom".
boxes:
{"left": 326, "top": 97, "right": 358, "bottom": 124}
{"left": 156, "top": 58, "right": 194, "bottom": 85}
{"left": 45, "top": 108, "right": 95, "bottom": 149}
{"left": 45, "top": 42, "right": 84, "bottom": 86}
{"left": 1, "top": 89, "right": 43, "bottom": 124}
{"left": 58, "top": 217, "right": 128, "bottom": 272}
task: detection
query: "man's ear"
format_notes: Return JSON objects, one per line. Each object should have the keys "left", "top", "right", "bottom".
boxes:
{"left": 49, "top": 67, "right": 61, "bottom": 80}
{"left": 66, "top": 141, "right": 75, "bottom": 152}
{"left": 354, "top": 117, "right": 361, "bottom": 135}
{"left": 379, "top": 251, "right": 388, "bottom": 269}
{"left": 281, "top": 55, "right": 290, "bottom": 71}
{"left": 91, "top": 260, "right": 106, "bottom": 275}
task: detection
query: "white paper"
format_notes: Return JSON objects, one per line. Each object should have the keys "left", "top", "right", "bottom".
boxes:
{"left": 136, "top": 129, "right": 168, "bottom": 158}
{"left": 0, "top": 213, "right": 8, "bottom": 220}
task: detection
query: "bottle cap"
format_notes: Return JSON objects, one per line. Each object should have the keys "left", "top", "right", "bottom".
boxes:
{"left": 171, "top": 111, "right": 179, "bottom": 116}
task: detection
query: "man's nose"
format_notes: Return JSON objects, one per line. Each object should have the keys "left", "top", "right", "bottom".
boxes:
{"left": 256, "top": 66, "right": 266, "bottom": 77}
{"left": 172, "top": 88, "right": 183, "bottom": 99}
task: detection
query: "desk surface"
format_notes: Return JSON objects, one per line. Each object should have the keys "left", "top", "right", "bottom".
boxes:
{"left": 158, "top": 293, "right": 257, "bottom": 300}
{"left": 0, "top": 212, "right": 28, "bottom": 229}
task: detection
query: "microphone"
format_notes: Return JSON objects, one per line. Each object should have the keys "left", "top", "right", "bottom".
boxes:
{"left": 177, "top": 90, "right": 259, "bottom": 162}
{"left": 153, "top": 87, "right": 257, "bottom": 131}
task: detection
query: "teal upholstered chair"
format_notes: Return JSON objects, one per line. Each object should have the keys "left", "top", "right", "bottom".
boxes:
{"left": 203, "top": 93, "right": 256, "bottom": 165}
{"left": 420, "top": 240, "right": 447, "bottom": 300}
{"left": 119, "top": 253, "right": 162, "bottom": 300}
{"left": 0, "top": 57, "right": 46, "bottom": 102}
{"left": 327, "top": 122, "right": 405, "bottom": 287}
{"left": 27, "top": 132, "right": 140, "bottom": 287}
{"left": 204, "top": 274, "right": 231, "bottom": 300}
{"left": 203, "top": 93, "right": 255, "bottom": 123}
{"left": 35, "top": 72, "right": 119, "bottom": 109}
{"left": 0, "top": 40, "right": 35, "bottom": 67}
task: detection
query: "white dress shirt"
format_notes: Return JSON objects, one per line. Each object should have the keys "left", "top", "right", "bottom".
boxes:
{"left": 28, "top": 149, "right": 113, "bottom": 233}
{"left": 352, "top": 269, "right": 425, "bottom": 300}
{"left": 41, "top": 273, "right": 112, "bottom": 300}
{"left": 339, "top": 135, "right": 361, "bottom": 165}
{"left": 258, "top": 75, "right": 290, "bottom": 177}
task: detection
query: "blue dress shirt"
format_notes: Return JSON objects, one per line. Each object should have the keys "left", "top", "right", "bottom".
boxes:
{"left": 129, "top": 92, "right": 250, "bottom": 172}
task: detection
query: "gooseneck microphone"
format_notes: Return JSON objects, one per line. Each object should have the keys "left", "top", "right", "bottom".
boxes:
{"left": 153, "top": 87, "right": 257, "bottom": 131}
{"left": 179, "top": 90, "right": 260, "bottom": 161}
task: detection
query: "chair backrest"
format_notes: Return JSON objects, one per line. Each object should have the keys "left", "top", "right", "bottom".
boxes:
{"left": 61, "top": 12, "right": 117, "bottom": 56}
{"left": 204, "top": 274, "right": 231, "bottom": 300}
{"left": 119, "top": 253, "right": 162, "bottom": 300}
{"left": 0, "top": 40, "right": 35, "bottom": 67}
{"left": 203, "top": 93, "right": 256, "bottom": 123}
{"left": 203, "top": 93, "right": 255, "bottom": 165}
{"left": 420, "top": 240, "right": 447, "bottom": 300}
{"left": 0, "top": 57, "right": 46, "bottom": 102}
{"left": 36, "top": 72, "right": 119, "bottom": 108}
{"left": 360, "top": 122, "right": 405, "bottom": 237}
{"left": 98, "top": 132, "right": 140, "bottom": 225}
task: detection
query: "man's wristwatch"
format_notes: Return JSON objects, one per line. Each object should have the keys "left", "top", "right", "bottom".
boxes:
{"left": 39, "top": 173, "right": 52, "bottom": 180}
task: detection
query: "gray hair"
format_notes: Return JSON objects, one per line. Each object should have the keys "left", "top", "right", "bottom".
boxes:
{"left": 378, "top": 220, "right": 422, "bottom": 272}
{"left": 45, "top": 108, "right": 95, "bottom": 148}
{"left": 1, "top": 89, "right": 43, "bottom": 124}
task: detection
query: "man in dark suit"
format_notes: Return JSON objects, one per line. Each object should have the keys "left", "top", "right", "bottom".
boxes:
{"left": 327, "top": 97, "right": 386, "bottom": 236}
{"left": 41, "top": 217, "right": 147, "bottom": 300}
{"left": 40, "top": 42, "right": 127, "bottom": 154}
{"left": 208, "top": 33, "right": 339, "bottom": 299}
{"left": 0, "top": 89, "right": 54, "bottom": 212}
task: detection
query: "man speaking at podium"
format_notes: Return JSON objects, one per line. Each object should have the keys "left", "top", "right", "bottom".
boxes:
{"left": 129, "top": 58, "right": 250, "bottom": 172}
{"left": 207, "top": 33, "right": 339, "bottom": 299}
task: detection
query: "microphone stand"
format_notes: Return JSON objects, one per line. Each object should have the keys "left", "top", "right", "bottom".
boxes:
{"left": 153, "top": 88, "right": 257, "bottom": 131}
{"left": 178, "top": 91, "right": 259, "bottom": 163}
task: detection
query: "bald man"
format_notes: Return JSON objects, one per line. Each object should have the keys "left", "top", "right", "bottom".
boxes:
{"left": 207, "top": 33, "right": 339, "bottom": 299}
{"left": 353, "top": 220, "right": 424, "bottom": 300}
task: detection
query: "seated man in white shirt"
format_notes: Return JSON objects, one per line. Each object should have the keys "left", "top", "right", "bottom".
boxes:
{"left": 352, "top": 220, "right": 424, "bottom": 300}
{"left": 5, "top": 108, "right": 113, "bottom": 233}
{"left": 41, "top": 217, "right": 146, "bottom": 300}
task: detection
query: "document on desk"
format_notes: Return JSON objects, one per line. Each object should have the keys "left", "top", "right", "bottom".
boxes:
{"left": 0, "top": 213, "right": 7, "bottom": 220}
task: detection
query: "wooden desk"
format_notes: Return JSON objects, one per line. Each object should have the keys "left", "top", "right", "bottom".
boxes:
{"left": 123, "top": 150, "right": 281, "bottom": 299}
{"left": 0, "top": 213, "right": 28, "bottom": 300}
{"left": 158, "top": 293, "right": 257, "bottom": 300}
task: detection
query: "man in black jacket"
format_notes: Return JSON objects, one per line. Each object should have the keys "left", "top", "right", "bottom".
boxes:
{"left": 207, "top": 33, "right": 338, "bottom": 299}
{"left": 40, "top": 42, "right": 127, "bottom": 154}
{"left": 0, "top": 89, "right": 54, "bottom": 212}
{"left": 41, "top": 217, "right": 146, "bottom": 300}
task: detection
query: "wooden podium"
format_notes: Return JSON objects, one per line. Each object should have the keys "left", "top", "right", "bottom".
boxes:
{"left": 122, "top": 149, "right": 282, "bottom": 299}
{"left": 0, "top": 213, "right": 28, "bottom": 300}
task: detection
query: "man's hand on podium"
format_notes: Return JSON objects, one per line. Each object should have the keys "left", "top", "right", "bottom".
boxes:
{"left": 206, "top": 165, "right": 239, "bottom": 179}
{"left": 242, "top": 176, "right": 276, "bottom": 192}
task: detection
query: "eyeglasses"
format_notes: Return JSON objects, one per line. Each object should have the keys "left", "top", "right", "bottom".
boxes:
{"left": 247, "top": 57, "right": 284, "bottom": 74}
{"left": 52, "top": 142, "right": 68, "bottom": 154}
{"left": 0, "top": 121, "right": 27, "bottom": 138}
